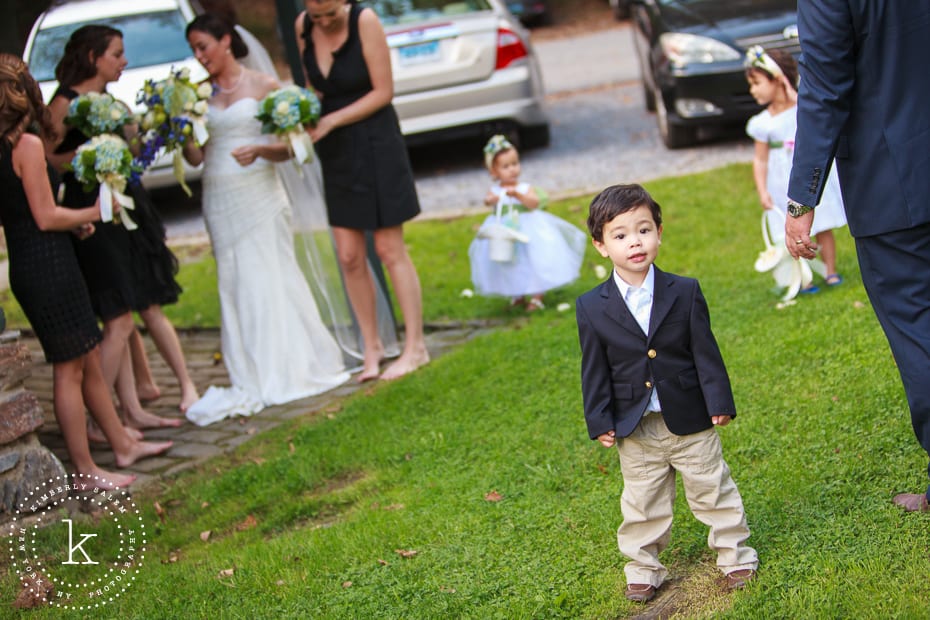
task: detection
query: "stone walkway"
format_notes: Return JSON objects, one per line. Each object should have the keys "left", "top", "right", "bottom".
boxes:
{"left": 18, "top": 324, "right": 488, "bottom": 492}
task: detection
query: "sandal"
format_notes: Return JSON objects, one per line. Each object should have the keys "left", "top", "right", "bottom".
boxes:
{"left": 825, "top": 273, "right": 843, "bottom": 286}
{"left": 526, "top": 298, "right": 545, "bottom": 312}
{"left": 800, "top": 284, "right": 820, "bottom": 295}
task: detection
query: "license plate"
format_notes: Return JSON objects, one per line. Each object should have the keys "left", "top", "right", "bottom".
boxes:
{"left": 398, "top": 40, "right": 440, "bottom": 66}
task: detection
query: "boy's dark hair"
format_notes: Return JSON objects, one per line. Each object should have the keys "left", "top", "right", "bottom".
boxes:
{"left": 587, "top": 184, "right": 662, "bottom": 241}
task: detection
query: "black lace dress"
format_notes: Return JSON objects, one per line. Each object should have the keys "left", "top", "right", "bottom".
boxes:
{"left": 301, "top": 5, "right": 420, "bottom": 230}
{"left": 0, "top": 139, "right": 102, "bottom": 362}
{"left": 53, "top": 86, "right": 182, "bottom": 320}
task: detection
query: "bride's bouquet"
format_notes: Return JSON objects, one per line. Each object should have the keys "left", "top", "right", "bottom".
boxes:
{"left": 64, "top": 92, "right": 132, "bottom": 137}
{"left": 136, "top": 66, "right": 212, "bottom": 195}
{"left": 69, "top": 134, "right": 140, "bottom": 230}
{"left": 255, "top": 85, "right": 321, "bottom": 164}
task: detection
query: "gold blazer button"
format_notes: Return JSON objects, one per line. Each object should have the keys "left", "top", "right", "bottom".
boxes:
{"left": 647, "top": 349, "right": 657, "bottom": 359}
{"left": 645, "top": 381, "right": 653, "bottom": 389}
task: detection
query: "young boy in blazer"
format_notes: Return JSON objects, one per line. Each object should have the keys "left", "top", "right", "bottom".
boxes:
{"left": 576, "top": 184, "right": 758, "bottom": 603}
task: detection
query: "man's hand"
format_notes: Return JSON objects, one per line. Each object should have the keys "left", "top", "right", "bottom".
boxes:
{"left": 711, "top": 415, "right": 732, "bottom": 427}
{"left": 597, "top": 430, "right": 616, "bottom": 448}
{"left": 785, "top": 209, "right": 817, "bottom": 259}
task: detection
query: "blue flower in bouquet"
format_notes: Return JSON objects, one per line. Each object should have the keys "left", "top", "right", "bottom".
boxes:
{"left": 135, "top": 66, "right": 212, "bottom": 195}
{"left": 65, "top": 92, "right": 132, "bottom": 137}
{"left": 256, "top": 85, "right": 321, "bottom": 135}
{"left": 255, "top": 86, "right": 321, "bottom": 165}
{"left": 70, "top": 134, "right": 138, "bottom": 193}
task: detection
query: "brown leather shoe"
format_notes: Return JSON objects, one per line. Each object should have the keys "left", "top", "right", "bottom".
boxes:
{"left": 893, "top": 493, "right": 930, "bottom": 512}
{"left": 726, "top": 568, "right": 756, "bottom": 590}
{"left": 625, "top": 583, "right": 656, "bottom": 602}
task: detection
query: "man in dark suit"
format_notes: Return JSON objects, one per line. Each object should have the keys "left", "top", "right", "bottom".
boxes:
{"left": 576, "top": 184, "right": 757, "bottom": 603}
{"left": 786, "top": 0, "right": 930, "bottom": 512}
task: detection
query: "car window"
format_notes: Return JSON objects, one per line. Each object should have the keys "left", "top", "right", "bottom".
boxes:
{"left": 364, "top": 0, "right": 492, "bottom": 25}
{"left": 27, "top": 10, "right": 191, "bottom": 82}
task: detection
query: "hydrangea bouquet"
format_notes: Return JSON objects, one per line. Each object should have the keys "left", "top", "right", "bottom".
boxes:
{"left": 64, "top": 92, "right": 132, "bottom": 137}
{"left": 255, "top": 85, "right": 321, "bottom": 164}
{"left": 136, "top": 66, "right": 212, "bottom": 195}
{"left": 69, "top": 134, "right": 141, "bottom": 230}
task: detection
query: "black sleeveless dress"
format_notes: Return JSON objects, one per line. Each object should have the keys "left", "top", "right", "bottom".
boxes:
{"left": 302, "top": 4, "right": 420, "bottom": 230}
{"left": 0, "top": 139, "right": 102, "bottom": 362}
{"left": 53, "top": 87, "right": 182, "bottom": 320}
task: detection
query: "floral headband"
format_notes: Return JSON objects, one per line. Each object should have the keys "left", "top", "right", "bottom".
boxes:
{"left": 744, "top": 45, "right": 783, "bottom": 79}
{"left": 483, "top": 134, "right": 515, "bottom": 170}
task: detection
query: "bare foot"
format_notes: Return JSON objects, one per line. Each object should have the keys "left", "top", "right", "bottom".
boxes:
{"left": 137, "top": 382, "right": 162, "bottom": 402}
{"left": 179, "top": 382, "right": 200, "bottom": 413}
{"left": 381, "top": 349, "right": 430, "bottom": 381}
{"left": 77, "top": 467, "right": 137, "bottom": 490}
{"left": 356, "top": 345, "right": 385, "bottom": 383}
{"left": 114, "top": 439, "right": 173, "bottom": 468}
{"left": 88, "top": 421, "right": 143, "bottom": 444}
{"left": 123, "top": 408, "right": 184, "bottom": 430}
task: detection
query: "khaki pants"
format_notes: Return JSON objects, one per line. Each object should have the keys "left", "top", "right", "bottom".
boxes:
{"left": 616, "top": 413, "right": 758, "bottom": 587}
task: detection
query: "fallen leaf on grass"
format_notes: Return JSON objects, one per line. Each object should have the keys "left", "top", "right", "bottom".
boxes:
{"left": 484, "top": 490, "right": 503, "bottom": 502}
{"left": 12, "top": 571, "right": 53, "bottom": 609}
{"left": 236, "top": 514, "right": 258, "bottom": 531}
{"left": 251, "top": 457, "right": 266, "bottom": 466}
{"left": 853, "top": 301, "right": 865, "bottom": 309}
{"left": 440, "top": 585, "right": 457, "bottom": 593}
{"left": 218, "top": 568, "right": 235, "bottom": 578}
{"left": 377, "top": 559, "right": 390, "bottom": 566}
{"left": 324, "top": 403, "right": 342, "bottom": 414}
{"left": 201, "top": 501, "right": 210, "bottom": 509}
{"left": 596, "top": 463, "right": 609, "bottom": 475}
{"left": 276, "top": 580, "right": 286, "bottom": 586}
{"left": 342, "top": 581, "right": 353, "bottom": 588}
{"left": 153, "top": 501, "right": 166, "bottom": 523}
{"left": 200, "top": 530, "right": 211, "bottom": 542}
{"left": 163, "top": 550, "right": 180, "bottom": 564}
{"left": 382, "top": 503, "right": 405, "bottom": 511}
{"left": 394, "top": 549, "right": 418, "bottom": 558}
{"left": 289, "top": 442, "right": 295, "bottom": 454}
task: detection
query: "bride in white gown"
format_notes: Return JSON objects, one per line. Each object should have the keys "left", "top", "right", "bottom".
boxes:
{"left": 183, "top": 14, "right": 396, "bottom": 425}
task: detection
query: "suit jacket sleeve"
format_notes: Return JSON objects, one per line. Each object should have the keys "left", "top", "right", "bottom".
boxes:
{"left": 787, "top": 0, "right": 856, "bottom": 207}
{"left": 688, "top": 281, "right": 736, "bottom": 417}
{"left": 576, "top": 295, "right": 616, "bottom": 440}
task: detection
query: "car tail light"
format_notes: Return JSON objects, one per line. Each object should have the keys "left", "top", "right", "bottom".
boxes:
{"left": 495, "top": 28, "right": 528, "bottom": 69}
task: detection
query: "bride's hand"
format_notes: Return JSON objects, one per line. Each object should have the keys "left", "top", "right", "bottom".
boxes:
{"left": 230, "top": 145, "right": 260, "bottom": 167}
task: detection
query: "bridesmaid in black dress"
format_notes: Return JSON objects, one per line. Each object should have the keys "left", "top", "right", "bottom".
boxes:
{"left": 0, "top": 54, "right": 172, "bottom": 488}
{"left": 296, "top": 0, "right": 429, "bottom": 381}
{"left": 45, "top": 25, "right": 198, "bottom": 428}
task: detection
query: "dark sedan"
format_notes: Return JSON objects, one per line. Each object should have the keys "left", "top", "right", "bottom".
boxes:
{"left": 631, "top": 0, "right": 799, "bottom": 148}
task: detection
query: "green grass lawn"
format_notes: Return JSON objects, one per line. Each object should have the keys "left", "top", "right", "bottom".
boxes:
{"left": 4, "top": 163, "right": 929, "bottom": 618}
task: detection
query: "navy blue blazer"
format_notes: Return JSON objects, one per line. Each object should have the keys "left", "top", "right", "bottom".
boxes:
{"left": 576, "top": 267, "right": 735, "bottom": 440}
{"left": 788, "top": 0, "right": 930, "bottom": 237}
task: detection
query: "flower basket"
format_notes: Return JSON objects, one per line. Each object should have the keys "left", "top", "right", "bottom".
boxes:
{"left": 476, "top": 197, "right": 529, "bottom": 263}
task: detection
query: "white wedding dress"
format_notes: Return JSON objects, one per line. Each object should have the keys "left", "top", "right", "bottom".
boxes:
{"left": 185, "top": 98, "right": 351, "bottom": 425}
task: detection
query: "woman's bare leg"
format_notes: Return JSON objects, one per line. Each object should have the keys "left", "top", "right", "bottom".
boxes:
{"left": 87, "top": 312, "right": 138, "bottom": 443}
{"left": 129, "top": 328, "right": 161, "bottom": 401}
{"left": 332, "top": 226, "right": 385, "bottom": 382}
{"left": 374, "top": 226, "right": 429, "bottom": 380}
{"left": 52, "top": 356, "right": 136, "bottom": 489}
{"left": 115, "top": 343, "right": 183, "bottom": 429}
{"left": 138, "top": 305, "right": 199, "bottom": 412}
{"left": 81, "top": 347, "right": 173, "bottom": 471}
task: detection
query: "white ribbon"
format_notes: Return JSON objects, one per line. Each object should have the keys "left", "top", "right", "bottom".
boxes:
{"left": 288, "top": 126, "right": 314, "bottom": 164}
{"left": 192, "top": 118, "right": 209, "bottom": 147}
{"left": 98, "top": 179, "right": 137, "bottom": 231}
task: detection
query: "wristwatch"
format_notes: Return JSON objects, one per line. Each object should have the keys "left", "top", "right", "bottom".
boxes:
{"left": 787, "top": 199, "right": 815, "bottom": 218}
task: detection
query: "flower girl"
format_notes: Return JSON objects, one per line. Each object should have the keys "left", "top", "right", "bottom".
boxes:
{"left": 468, "top": 135, "right": 587, "bottom": 310}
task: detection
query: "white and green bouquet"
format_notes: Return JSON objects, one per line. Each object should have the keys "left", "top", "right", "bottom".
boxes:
{"left": 136, "top": 66, "right": 212, "bottom": 195}
{"left": 69, "top": 134, "right": 140, "bottom": 230}
{"left": 255, "top": 85, "right": 321, "bottom": 164}
{"left": 64, "top": 92, "right": 133, "bottom": 137}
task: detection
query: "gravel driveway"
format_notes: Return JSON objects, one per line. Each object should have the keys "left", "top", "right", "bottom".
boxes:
{"left": 411, "top": 23, "right": 754, "bottom": 218}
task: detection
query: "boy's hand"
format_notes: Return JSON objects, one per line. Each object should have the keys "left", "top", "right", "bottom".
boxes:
{"left": 597, "top": 430, "right": 616, "bottom": 448}
{"left": 712, "top": 415, "right": 732, "bottom": 426}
